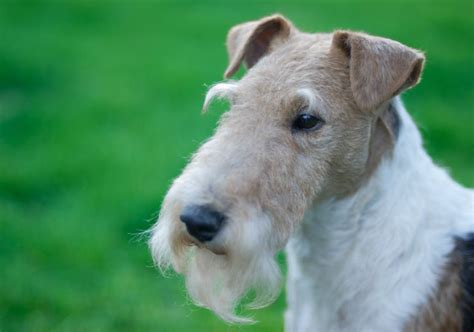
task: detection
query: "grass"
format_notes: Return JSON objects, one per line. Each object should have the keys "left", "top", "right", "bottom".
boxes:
{"left": 0, "top": 1, "right": 472, "bottom": 331}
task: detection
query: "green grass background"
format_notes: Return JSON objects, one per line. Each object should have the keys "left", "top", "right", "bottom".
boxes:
{"left": 0, "top": 1, "right": 472, "bottom": 331}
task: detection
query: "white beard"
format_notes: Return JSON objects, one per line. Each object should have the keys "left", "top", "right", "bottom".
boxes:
{"left": 149, "top": 198, "right": 285, "bottom": 323}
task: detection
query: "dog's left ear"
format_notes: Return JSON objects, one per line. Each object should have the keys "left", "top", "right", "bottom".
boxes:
{"left": 331, "top": 31, "right": 425, "bottom": 111}
{"left": 224, "top": 14, "right": 293, "bottom": 78}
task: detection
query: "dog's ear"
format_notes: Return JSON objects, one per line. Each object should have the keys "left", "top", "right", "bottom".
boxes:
{"left": 331, "top": 31, "right": 425, "bottom": 111}
{"left": 224, "top": 14, "right": 293, "bottom": 78}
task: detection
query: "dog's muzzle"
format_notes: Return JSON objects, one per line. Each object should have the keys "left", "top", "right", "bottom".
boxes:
{"left": 179, "top": 204, "right": 225, "bottom": 242}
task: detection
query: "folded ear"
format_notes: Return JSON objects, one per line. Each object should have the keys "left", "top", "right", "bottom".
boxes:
{"left": 224, "top": 14, "right": 293, "bottom": 79}
{"left": 331, "top": 31, "right": 425, "bottom": 111}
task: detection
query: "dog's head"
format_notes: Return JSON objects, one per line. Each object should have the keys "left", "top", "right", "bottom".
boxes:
{"left": 150, "top": 14, "right": 425, "bottom": 322}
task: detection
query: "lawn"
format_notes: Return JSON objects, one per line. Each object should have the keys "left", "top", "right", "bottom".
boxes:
{"left": 0, "top": 1, "right": 472, "bottom": 331}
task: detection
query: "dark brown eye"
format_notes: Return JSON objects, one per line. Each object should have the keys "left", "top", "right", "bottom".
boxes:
{"left": 292, "top": 113, "right": 324, "bottom": 131}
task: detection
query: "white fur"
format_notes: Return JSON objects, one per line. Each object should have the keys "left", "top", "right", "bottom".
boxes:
{"left": 297, "top": 88, "right": 319, "bottom": 111}
{"left": 202, "top": 82, "right": 238, "bottom": 112}
{"left": 149, "top": 141, "right": 284, "bottom": 323}
{"left": 284, "top": 97, "right": 474, "bottom": 331}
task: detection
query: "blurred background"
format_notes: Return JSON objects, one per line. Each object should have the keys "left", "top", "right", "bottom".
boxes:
{"left": 0, "top": 1, "right": 472, "bottom": 331}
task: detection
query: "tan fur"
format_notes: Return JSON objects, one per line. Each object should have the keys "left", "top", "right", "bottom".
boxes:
{"left": 362, "top": 103, "right": 399, "bottom": 182}
{"left": 222, "top": 17, "right": 425, "bottom": 197}
{"left": 225, "top": 14, "right": 293, "bottom": 78}
{"left": 332, "top": 31, "right": 424, "bottom": 111}
{"left": 404, "top": 250, "right": 463, "bottom": 332}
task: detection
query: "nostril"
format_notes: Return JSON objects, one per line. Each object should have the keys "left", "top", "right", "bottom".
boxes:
{"left": 179, "top": 205, "right": 225, "bottom": 242}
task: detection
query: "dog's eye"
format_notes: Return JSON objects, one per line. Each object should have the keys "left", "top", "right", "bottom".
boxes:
{"left": 292, "top": 113, "right": 324, "bottom": 131}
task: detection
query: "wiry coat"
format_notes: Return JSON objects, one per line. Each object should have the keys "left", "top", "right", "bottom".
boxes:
{"left": 286, "top": 98, "right": 474, "bottom": 332}
{"left": 149, "top": 14, "right": 474, "bottom": 331}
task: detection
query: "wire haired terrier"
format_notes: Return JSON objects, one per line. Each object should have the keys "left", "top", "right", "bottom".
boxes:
{"left": 149, "top": 14, "right": 474, "bottom": 332}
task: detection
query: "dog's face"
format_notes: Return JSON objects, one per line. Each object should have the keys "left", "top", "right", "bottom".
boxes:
{"left": 150, "top": 15, "right": 424, "bottom": 322}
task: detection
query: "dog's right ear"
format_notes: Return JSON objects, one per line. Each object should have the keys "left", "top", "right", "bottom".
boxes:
{"left": 224, "top": 14, "right": 293, "bottom": 78}
{"left": 331, "top": 31, "right": 425, "bottom": 111}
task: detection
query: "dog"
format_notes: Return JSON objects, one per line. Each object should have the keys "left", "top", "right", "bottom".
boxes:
{"left": 149, "top": 14, "right": 474, "bottom": 331}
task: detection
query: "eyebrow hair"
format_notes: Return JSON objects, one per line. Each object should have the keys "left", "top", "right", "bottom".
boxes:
{"left": 202, "top": 82, "right": 239, "bottom": 112}
{"left": 296, "top": 88, "right": 318, "bottom": 110}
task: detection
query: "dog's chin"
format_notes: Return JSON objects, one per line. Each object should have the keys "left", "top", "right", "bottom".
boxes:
{"left": 182, "top": 238, "right": 282, "bottom": 324}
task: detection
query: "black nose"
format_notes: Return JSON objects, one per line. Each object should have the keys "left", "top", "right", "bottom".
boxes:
{"left": 179, "top": 205, "right": 225, "bottom": 242}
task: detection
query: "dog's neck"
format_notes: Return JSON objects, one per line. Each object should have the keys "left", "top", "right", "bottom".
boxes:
{"left": 285, "top": 97, "right": 474, "bottom": 332}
